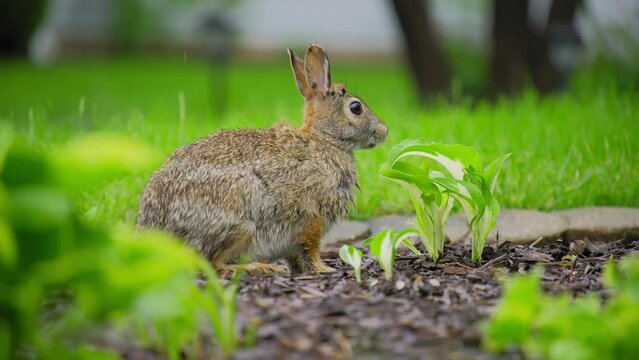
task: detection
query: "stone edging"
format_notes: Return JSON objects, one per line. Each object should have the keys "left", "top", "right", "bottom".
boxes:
{"left": 322, "top": 207, "right": 639, "bottom": 249}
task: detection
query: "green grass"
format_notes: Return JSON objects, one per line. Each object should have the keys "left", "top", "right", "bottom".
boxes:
{"left": 1, "top": 57, "right": 637, "bottom": 223}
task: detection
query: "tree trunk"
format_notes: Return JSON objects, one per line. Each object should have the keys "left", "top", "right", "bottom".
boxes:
{"left": 489, "top": 0, "right": 529, "bottom": 97}
{"left": 525, "top": 0, "right": 584, "bottom": 93}
{"left": 526, "top": 25, "right": 561, "bottom": 94}
{"left": 0, "top": 0, "right": 46, "bottom": 56}
{"left": 548, "top": 0, "right": 581, "bottom": 24}
{"left": 390, "top": 0, "right": 451, "bottom": 101}
{"left": 545, "top": 0, "right": 583, "bottom": 86}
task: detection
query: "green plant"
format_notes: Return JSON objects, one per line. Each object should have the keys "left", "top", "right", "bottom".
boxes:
{"left": 339, "top": 245, "right": 363, "bottom": 283}
{"left": 0, "top": 128, "right": 242, "bottom": 359}
{"left": 199, "top": 263, "right": 242, "bottom": 355}
{"left": 363, "top": 228, "right": 422, "bottom": 280}
{"left": 381, "top": 139, "right": 509, "bottom": 262}
{"left": 483, "top": 256, "right": 639, "bottom": 360}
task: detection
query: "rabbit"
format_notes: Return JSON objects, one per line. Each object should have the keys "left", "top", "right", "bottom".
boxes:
{"left": 137, "top": 44, "right": 388, "bottom": 275}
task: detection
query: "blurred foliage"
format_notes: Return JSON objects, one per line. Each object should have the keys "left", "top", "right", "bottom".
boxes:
{"left": 483, "top": 257, "right": 639, "bottom": 360}
{"left": 113, "top": 0, "right": 168, "bottom": 53}
{"left": 572, "top": 58, "right": 639, "bottom": 94}
{"left": 0, "top": 125, "right": 243, "bottom": 359}
{"left": 442, "top": 40, "right": 489, "bottom": 98}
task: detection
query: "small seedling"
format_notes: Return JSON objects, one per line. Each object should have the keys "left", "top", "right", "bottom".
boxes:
{"left": 364, "top": 228, "right": 422, "bottom": 280}
{"left": 339, "top": 244, "right": 363, "bottom": 283}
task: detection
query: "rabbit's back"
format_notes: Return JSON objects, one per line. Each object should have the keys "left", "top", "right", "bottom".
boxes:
{"left": 137, "top": 124, "right": 356, "bottom": 262}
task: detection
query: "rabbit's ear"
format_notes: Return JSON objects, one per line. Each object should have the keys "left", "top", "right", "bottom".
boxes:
{"left": 304, "top": 44, "right": 331, "bottom": 94}
{"left": 288, "top": 48, "right": 313, "bottom": 99}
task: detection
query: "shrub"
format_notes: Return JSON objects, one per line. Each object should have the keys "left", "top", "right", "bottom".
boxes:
{"left": 0, "top": 126, "right": 241, "bottom": 359}
{"left": 483, "top": 256, "right": 639, "bottom": 360}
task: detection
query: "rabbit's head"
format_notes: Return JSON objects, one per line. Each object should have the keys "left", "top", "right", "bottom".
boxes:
{"left": 288, "top": 44, "right": 388, "bottom": 150}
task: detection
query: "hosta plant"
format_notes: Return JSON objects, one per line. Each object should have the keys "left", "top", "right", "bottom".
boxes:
{"left": 432, "top": 154, "right": 510, "bottom": 262}
{"left": 339, "top": 245, "right": 363, "bottom": 283}
{"left": 381, "top": 139, "right": 509, "bottom": 263}
{"left": 363, "top": 228, "right": 422, "bottom": 280}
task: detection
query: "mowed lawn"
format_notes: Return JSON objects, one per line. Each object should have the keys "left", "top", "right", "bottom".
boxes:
{"left": 1, "top": 57, "right": 637, "bottom": 223}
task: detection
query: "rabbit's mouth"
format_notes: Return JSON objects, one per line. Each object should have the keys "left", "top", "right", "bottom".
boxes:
{"left": 364, "top": 137, "right": 385, "bottom": 149}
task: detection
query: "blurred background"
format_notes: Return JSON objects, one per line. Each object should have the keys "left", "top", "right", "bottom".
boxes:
{"left": 3, "top": 0, "right": 639, "bottom": 95}
{"left": 1, "top": 0, "right": 638, "bottom": 220}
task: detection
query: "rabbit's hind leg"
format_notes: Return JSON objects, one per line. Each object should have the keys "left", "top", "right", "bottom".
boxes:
{"left": 209, "top": 226, "right": 287, "bottom": 277}
{"left": 287, "top": 217, "right": 335, "bottom": 274}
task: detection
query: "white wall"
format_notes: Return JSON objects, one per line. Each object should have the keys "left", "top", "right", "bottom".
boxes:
{"left": 234, "top": 0, "right": 401, "bottom": 55}
{"left": 30, "top": 0, "right": 639, "bottom": 63}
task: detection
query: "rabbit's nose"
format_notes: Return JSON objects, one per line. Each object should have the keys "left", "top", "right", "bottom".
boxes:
{"left": 380, "top": 124, "right": 388, "bottom": 136}
{"left": 375, "top": 124, "right": 388, "bottom": 139}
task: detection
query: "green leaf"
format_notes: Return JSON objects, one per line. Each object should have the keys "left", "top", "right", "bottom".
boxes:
{"left": 395, "top": 228, "right": 422, "bottom": 256}
{"left": 483, "top": 153, "right": 511, "bottom": 192}
{"left": 387, "top": 139, "right": 482, "bottom": 179}
{"left": 381, "top": 161, "right": 440, "bottom": 195}
{"left": 365, "top": 229, "right": 395, "bottom": 280}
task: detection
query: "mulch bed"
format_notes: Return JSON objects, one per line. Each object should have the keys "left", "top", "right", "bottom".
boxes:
{"left": 232, "top": 238, "right": 639, "bottom": 360}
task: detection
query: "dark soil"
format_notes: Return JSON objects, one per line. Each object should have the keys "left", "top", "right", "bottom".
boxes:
{"left": 232, "top": 238, "right": 639, "bottom": 360}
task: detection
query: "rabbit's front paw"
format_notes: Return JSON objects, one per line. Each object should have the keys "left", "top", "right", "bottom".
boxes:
{"left": 217, "top": 262, "right": 288, "bottom": 277}
{"left": 244, "top": 262, "right": 289, "bottom": 276}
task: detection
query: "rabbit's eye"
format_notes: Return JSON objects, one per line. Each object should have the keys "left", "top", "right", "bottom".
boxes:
{"left": 349, "top": 101, "right": 363, "bottom": 115}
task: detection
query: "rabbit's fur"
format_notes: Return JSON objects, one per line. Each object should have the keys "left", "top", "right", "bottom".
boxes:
{"left": 137, "top": 44, "right": 387, "bottom": 275}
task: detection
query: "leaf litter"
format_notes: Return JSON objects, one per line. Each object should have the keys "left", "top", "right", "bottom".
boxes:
{"left": 70, "top": 237, "right": 638, "bottom": 359}
{"left": 232, "top": 238, "right": 639, "bottom": 359}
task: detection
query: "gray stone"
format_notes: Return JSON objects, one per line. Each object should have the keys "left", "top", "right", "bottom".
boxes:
{"left": 487, "top": 209, "right": 569, "bottom": 245}
{"left": 369, "top": 215, "right": 413, "bottom": 235}
{"left": 446, "top": 214, "right": 470, "bottom": 243}
{"left": 322, "top": 220, "right": 371, "bottom": 248}
{"left": 343, "top": 207, "right": 639, "bottom": 248}
{"left": 556, "top": 207, "right": 639, "bottom": 241}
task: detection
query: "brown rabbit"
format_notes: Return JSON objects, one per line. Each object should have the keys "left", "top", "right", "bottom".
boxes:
{"left": 137, "top": 44, "right": 387, "bottom": 275}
